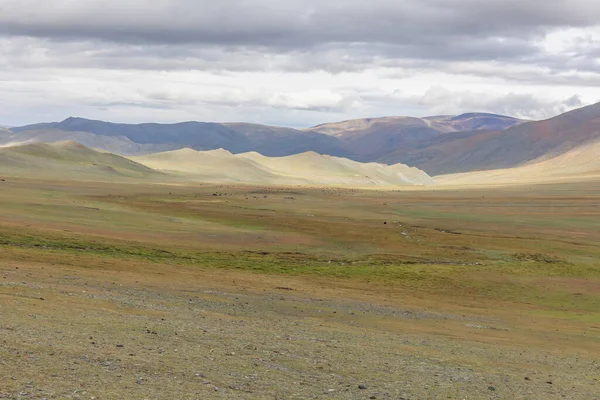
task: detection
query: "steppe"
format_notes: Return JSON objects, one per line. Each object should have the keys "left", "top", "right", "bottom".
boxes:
{"left": 1, "top": 173, "right": 599, "bottom": 399}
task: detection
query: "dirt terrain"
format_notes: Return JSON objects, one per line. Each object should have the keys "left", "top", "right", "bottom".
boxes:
{"left": 1, "top": 177, "right": 599, "bottom": 399}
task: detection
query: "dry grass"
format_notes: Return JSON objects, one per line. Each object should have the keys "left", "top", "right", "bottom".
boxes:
{"left": 1, "top": 177, "right": 599, "bottom": 399}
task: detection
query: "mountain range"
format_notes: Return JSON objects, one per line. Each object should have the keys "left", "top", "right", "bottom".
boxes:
{"left": 9, "top": 119, "right": 354, "bottom": 158}
{"left": 2, "top": 102, "right": 600, "bottom": 179}
{"left": 5, "top": 112, "right": 525, "bottom": 173}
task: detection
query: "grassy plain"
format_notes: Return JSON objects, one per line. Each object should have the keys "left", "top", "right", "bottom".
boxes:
{"left": 1, "top": 176, "right": 599, "bottom": 399}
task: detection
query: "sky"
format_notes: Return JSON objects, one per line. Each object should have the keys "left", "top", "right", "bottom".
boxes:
{"left": 1, "top": 0, "right": 599, "bottom": 127}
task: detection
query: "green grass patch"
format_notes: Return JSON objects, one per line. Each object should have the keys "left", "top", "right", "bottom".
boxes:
{"left": 2, "top": 225, "right": 600, "bottom": 315}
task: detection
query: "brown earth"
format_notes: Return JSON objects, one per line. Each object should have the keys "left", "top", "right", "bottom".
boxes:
{"left": 1, "top": 177, "right": 599, "bottom": 399}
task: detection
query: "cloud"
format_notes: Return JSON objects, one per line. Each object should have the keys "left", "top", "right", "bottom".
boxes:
{"left": 1, "top": 1, "right": 599, "bottom": 66}
{"left": 2, "top": 0, "right": 599, "bottom": 45}
{"left": 1, "top": 1, "right": 599, "bottom": 126}
{"left": 418, "top": 86, "right": 585, "bottom": 119}
{"left": 1, "top": 1, "right": 599, "bottom": 77}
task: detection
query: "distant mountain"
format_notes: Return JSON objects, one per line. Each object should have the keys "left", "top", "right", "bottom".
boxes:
{"left": 0, "top": 128, "right": 181, "bottom": 155}
{"left": 424, "top": 113, "right": 525, "bottom": 132}
{"left": 306, "top": 113, "right": 524, "bottom": 162}
{"left": 309, "top": 113, "right": 522, "bottom": 137}
{"left": 13, "top": 117, "right": 353, "bottom": 158}
{"left": 389, "top": 102, "right": 600, "bottom": 175}
{"left": 13, "top": 117, "right": 255, "bottom": 151}
{"left": 0, "top": 127, "right": 12, "bottom": 137}
{"left": 9, "top": 104, "right": 600, "bottom": 178}
{"left": 307, "top": 116, "right": 443, "bottom": 161}
{"left": 12, "top": 113, "right": 521, "bottom": 164}
{"left": 0, "top": 141, "right": 160, "bottom": 180}
{"left": 223, "top": 123, "right": 350, "bottom": 157}
{"left": 376, "top": 128, "right": 500, "bottom": 175}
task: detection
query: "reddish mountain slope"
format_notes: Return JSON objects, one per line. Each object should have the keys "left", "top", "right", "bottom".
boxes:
{"left": 308, "top": 113, "right": 523, "bottom": 162}
{"left": 379, "top": 102, "right": 600, "bottom": 175}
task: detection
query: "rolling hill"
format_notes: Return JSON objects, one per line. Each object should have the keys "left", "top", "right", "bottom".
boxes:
{"left": 129, "top": 148, "right": 282, "bottom": 183}
{"left": 0, "top": 128, "right": 181, "bottom": 155}
{"left": 131, "top": 148, "right": 433, "bottom": 186}
{"left": 0, "top": 140, "right": 433, "bottom": 186}
{"left": 0, "top": 141, "right": 160, "bottom": 180}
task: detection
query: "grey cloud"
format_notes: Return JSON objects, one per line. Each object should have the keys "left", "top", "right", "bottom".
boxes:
{"left": 354, "top": 85, "right": 581, "bottom": 120}
{"left": 417, "top": 86, "right": 586, "bottom": 119}
{"left": 1, "top": 0, "right": 600, "bottom": 126}
{"left": 2, "top": 0, "right": 599, "bottom": 45}
{"left": 395, "top": 60, "right": 600, "bottom": 88}
{"left": 0, "top": 36, "right": 583, "bottom": 80}
{"left": 1, "top": 1, "right": 599, "bottom": 62}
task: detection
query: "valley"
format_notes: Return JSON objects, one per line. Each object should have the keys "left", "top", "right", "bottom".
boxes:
{"left": 3, "top": 2, "right": 600, "bottom": 399}
{"left": 2, "top": 103, "right": 600, "bottom": 399}
{"left": 1, "top": 176, "right": 599, "bottom": 399}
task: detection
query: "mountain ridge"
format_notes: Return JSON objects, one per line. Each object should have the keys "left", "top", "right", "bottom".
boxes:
{"left": 307, "top": 112, "right": 524, "bottom": 137}
{"left": 416, "top": 101, "right": 600, "bottom": 174}
{"left": 6, "top": 103, "right": 600, "bottom": 177}
{"left": 12, "top": 117, "right": 353, "bottom": 158}
{"left": 8, "top": 112, "right": 523, "bottom": 169}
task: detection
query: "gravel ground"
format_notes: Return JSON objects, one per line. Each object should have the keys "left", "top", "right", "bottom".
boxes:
{"left": 1, "top": 261, "right": 599, "bottom": 400}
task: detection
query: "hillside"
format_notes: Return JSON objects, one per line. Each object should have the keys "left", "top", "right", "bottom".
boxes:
{"left": 223, "top": 123, "right": 351, "bottom": 157}
{"left": 306, "top": 113, "right": 524, "bottom": 162}
{"left": 377, "top": 102, "right": 600, "bottom": 174}
{"left": 0, "top": 140, "right": 432, "bottom": 186}
{"left": 424, "top": 113, "right": 525, "bottom": 132}
{"left": 132, "top": 148, "right": 433, "bottom": 186}
{"left": 436, "top": 138, "right": 600, "bottom": 185}
{"left": 377, "top": 128, "right": 504, "bottom": 175}
{"left": 0, "top": 141, "right": 159, "bottom": 180}
{"left": 129, "top": 148, "right": 282, "bottom": 183}
{"left": 308, "top": 117, "right": 443, "bottom": 161}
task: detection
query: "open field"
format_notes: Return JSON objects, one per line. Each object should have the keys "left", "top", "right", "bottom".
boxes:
{"left": 1, "top": 177, "right": 599, "bottom": 399}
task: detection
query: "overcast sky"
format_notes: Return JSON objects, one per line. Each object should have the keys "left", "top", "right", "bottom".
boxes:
{"left": 1, "top": 0, "right": 599, "bottom": 127}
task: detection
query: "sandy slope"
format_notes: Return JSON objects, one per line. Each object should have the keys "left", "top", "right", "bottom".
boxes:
{"left": 131, "top": 148, "right": 284, "bottom": 183}
{"left": 436, "top": 139, "right": 600, "bottom": 185}
{"left": 132, "top": 148, "right": 433, "bottom": 186}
